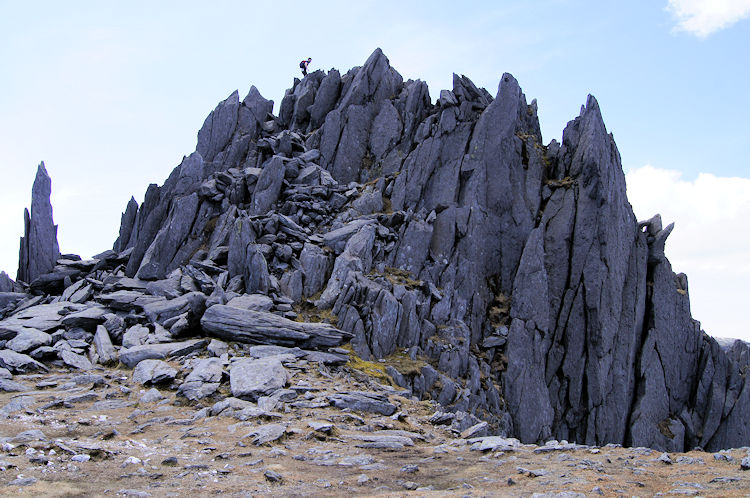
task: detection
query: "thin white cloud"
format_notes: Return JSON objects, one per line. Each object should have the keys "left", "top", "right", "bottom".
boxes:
{"left": 626, "top": 165, "right": 750, "bottom": 341}
{"left": 667, "top": 0, "right": 750, "bottom": 37}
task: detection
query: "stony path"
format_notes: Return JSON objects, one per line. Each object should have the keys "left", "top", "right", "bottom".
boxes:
{"left": 1, "top": 358, "right": 750, "bottom": 497}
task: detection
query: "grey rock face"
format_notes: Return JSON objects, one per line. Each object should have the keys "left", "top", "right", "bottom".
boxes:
{"left": 251, "top": 155, "right": 286, "bottom": 215}
{"left": 197, "top": 90, "right": 240, "bottom": 162}
{"left": 17, "top": 162, "right": 60, "bottom": 284}
{"left": 309, "top": 70, "right": 341, "bottom": 129}
{"left": 0, "top": 272, "right": 17, "bottom": 293}
{"left": 230, "top": 356, "right": 289, "bottom": 400}
{"left": 114, "top": 197, "right": 139, "bottom": 252}
{"left": 238, "top": 86, "right": 273, "bottom": 138}
{"left": 135, "top": 192, "right": 203, "bottom": 280}
{"left": 300, "top": 243, "right": 331, "bottom": 297}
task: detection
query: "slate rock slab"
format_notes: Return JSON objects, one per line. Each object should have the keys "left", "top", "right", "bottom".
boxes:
{"left": 0, "top": 292, "right": 24, "bottom": 310}
{"left": 247, "top": 345, "right": 305, "bottom": 359}
{"left": 60, "top": 305, "right": 109, "bottom": 329}
{"left": 140, "top": 388, "right": 165, "bottom": 404}
{"left": 0, "top": 378, "right": 29, "bottom": 392}
{"left": 5, "top": 327, "right": 52, "bottom": 353}
{"left": 244, "top": 423, "right": 287, "bottom": 445}
{"left": 468, "top": 436, "right": 521, "bottom": 452}
{"left": 0, "top": 324, "right": 30, "bottom": 341}
{"left": 0, "top": 396, "right": 35, "bottom": 417}
{"left": 225, "top": 294, "right": 273, "bottom": 311}
{"left": 119, "top": 339, "right": 207, "bottom": 368}
{"left": 201, "top": 304, "right": 351, "bottom": 349}
{"left": 132, "top": 359, "right": 178, "bottom": 385}
{"left": 304, "top": 350, "right": 349, "bottom": 365}
{"left": 328, "top": 391, "right": 397, "bottom": 415}
{"left": 230, "top": 356, "right": 289, "bottom": 400}
{"left": 1, "top": 302, "right": 70, "bottom": 331}
{"left": 177, "top": 357, "right": 223, "bottom": 400}
{"left": 122, "top": 324, "right": 150, "bottom": 349}
{"left": 60, "top": 350, "right": 93, "bottom": 370}
{"left": 93, "top": 324, "right": 117, "bottom": 365}
{"left": 0, "top": 349, "right": 49, "bottom": 374}
{"left": 349, "top": 433, "right": 414, "bottom": 448}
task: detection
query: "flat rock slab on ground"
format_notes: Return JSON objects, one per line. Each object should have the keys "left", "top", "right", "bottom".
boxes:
{"left": 0, "top": 350, "right": 48, "bottom": 374}
{"left": 201, "top": 304, "right": 351, "bottom": 349}
{"left": 132, "top": 359, "right": 178, "bottom": 385}
{"left": 119, "top": 339, "right": 207, "bottom": 367}
{"left": 328, "top": 391, "right": 397, "bottom": 416}
{"left": 230, "top": 356, "right": 289, "bottom": 400}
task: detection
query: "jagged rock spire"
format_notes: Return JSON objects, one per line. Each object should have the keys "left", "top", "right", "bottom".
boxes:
{"left": 17, "top": 162, "right": 60, "bottom": 284}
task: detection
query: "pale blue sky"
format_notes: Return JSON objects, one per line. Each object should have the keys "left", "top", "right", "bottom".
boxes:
{"left": 1, "top": 1, "right": 749, "bottom": 339}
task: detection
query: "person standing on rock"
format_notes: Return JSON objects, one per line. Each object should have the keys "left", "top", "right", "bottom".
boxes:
{"left": 300, "top": 57, "right": 311, "bottom": 77}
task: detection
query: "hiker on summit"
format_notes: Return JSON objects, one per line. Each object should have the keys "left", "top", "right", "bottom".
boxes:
{"left": 300, "top": 57, "right": 311, "bottom": 77}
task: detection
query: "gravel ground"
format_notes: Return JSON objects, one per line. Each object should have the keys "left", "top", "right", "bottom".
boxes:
{"left": 1, "top": 361, "right": 749, "bottom": 497}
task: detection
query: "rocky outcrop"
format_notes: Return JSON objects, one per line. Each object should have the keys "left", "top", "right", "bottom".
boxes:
{"left": 1, "top": 48, "right": 748, "bottom": 452}
{"left": 17, "top": 163, "right": 60, "bottom": 285}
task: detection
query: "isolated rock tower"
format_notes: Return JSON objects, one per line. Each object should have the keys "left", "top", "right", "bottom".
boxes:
{"left": 17, "top": 162, "right": 60, "bottom": 284}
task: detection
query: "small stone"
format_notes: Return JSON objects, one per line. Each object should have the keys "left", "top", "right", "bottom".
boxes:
{"left": 71, "top": 454, "right": 90, "bottom": 462}
{"left": 658, "top": 452, "right": 673, "bottom": 465}
{"left": 122, "top": 456, "right": 142, "bottom": 467}
{"left": 264, "top": 469, "right": 282, "bottom": 482}
{"left": 338, "top": 455, "right": 375, "bottom": 466}
{"left": 461, "top": 421, "right": 489, "bottom": 439}
{"left": 8, "top": 476, "right": 37, "bottom": 486}
{"left": 357, "top": 474, "right": 369, "bottom": 484}
{"left": 308, "top": 421, "right": 334, "bottom": 434}
{"left": 269, "top": 448, "right": 287, "bottom": 457}
{"left": 741, "top": 455, "right": 750, "bottom": 470}
{"left": 400, "top": 464, "right": 419, "bottom": 473}
{"left": 710, "top": 476, "right": 740, "bottom": 483}
{"left": 116, "top": 490, "right": 151, "bottom": 498}
{"left": 244, "top": 424, "right": 287, "bottom": 445}
{"left": 516, "top": 466, "right": 548, "bottom": 477}
{"left": 29, "top": 455, "right": 49, "bottom": 465}
{"left": 401, "top": 481, "right": 419, "bottom": 490}
{"left": 139, "top": 388, "right": 165, "bottom": 404}
{"left": 713, "top": 452, "right": 733, "bottom": 462}
{"left": 11, "top": 430, "right": 47, "bottom": 444}
{"left": 161, "top": 456, "right": 178, "bottom": 466}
